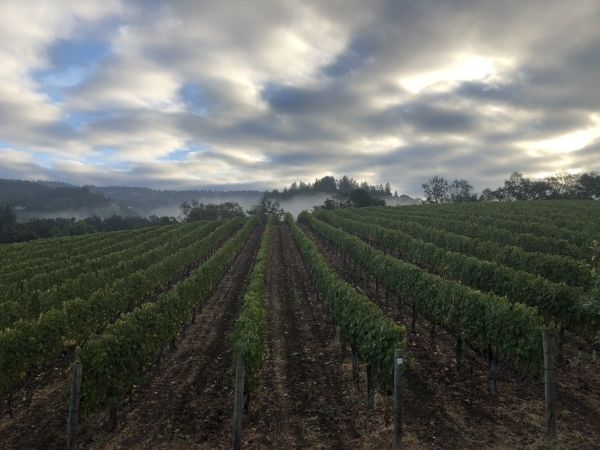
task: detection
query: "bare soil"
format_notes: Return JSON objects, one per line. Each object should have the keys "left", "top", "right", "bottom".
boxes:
{"left": 241, "top": 224, "right": 367, "bottom": 449}
{"left": 2, "top": 220, "right": 598, "bottom": 450}
{"left": 0, "top": 229, "right": 260, "bottom": 450}
{"left": 302, "top": 221, "right": 600, "bottom": 449}
{"left": 78, "top": 227, "right": 263, "bottom": 449}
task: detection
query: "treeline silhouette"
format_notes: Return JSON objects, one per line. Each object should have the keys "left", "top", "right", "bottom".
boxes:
{"left": 0, "top": 206, "right": 176, "bottom": 244}
{"left": 266, "top": 175, "right": 397, "bottom": 200}
{"left": 422, "top": 171, "right": 600, "bottom": 203}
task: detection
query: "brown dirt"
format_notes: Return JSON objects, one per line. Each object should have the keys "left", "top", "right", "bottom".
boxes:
{"left": 0, "top": 229, "right": 260, "bottom": 450}
{"left": 302, "top": 221, "right": 600, "bottom": 450}
{"left": 241, "top": 223, "right": 365, "bottom": 449}
{"left": 78, "top": 227, "right": 263, "bottom": 449}
{"left": 3, "top": 218, "right": 598, "bottom": 450}
{"left": 0, "top": 349, "right": 75, "bottom": 450}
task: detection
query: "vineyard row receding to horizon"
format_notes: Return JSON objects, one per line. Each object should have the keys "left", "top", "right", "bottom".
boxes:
{"left": 0, "top": 200, "right": 599, "bottom": 448}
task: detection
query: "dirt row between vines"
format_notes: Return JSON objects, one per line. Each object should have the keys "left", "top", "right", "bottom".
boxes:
{"left": 78, "top": 227, "right": 263, "bottom": 449}
{"left": 0, "top": 227, "right": 244, "bottom": 450}
{"left": 241, "top": 223, "right": 376, "bottom": 449}
{"left": 302, "top": 221, "right": 600, "bottom": 449}
{"left": 1, "top": 222, "right": 396, "bottom": 449}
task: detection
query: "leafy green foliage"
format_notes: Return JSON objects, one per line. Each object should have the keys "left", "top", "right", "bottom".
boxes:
{"left": 77, "top": 217, "right": 259, "bottom": 412}
{"left": 0, "top": 222, "right": 220, "bottom": 328}
{"left": 0, "top": 219, "right": 245, "bottom": 397}
{"left": 232, "top": 215, "right": 275, "bottom": 391}
{"left": 376, "top": 206, "right": 586, "bottom": 261}
{"left": 247, "top": 199, "right": 285, "bottom": 222}
{"left": 179, "top": 200, "right": 245, "bottom": 222}
{"left": 301, "top": 212, "right": 547, "bottom": 374}
{"left": 317, "top": 210, "right": 598, "bottom": 335}
{"left": 287, "top": 214, "right": 406, "bottom": 389}
{"left": 336, "top": 208, "right": 593, "bottom": 288}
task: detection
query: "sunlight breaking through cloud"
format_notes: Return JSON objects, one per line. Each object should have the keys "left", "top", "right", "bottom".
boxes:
{"left": 0, "top": 0, "right": 598, "bottom": 195}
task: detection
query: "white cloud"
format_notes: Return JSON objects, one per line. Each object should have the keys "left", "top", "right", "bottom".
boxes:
{"left": 0, "top": 0, "right": 599, "bottom": 195}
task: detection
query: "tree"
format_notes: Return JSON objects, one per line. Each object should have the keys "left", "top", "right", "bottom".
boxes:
{"left": 422, "top": 176, "right": 450, "bottom": 203}
{"left": 179, "top": 201, "right": 245, "bottom": 222}
{"left": 480, "top": 188, "right": 500, "bottom": 201}
{"left": 478, "top": 170, "right": 600, "bottom": 202}
{"left": 503, "top": 172, "right": 532, "bottom": 200}
{"left": 313, "top": 176, "right": 337, "bottom": 193}
{"left": 247, "top": 199, "right": 284, "bottom": 221}
{"left": 338, "top": 175, "right": 357, "bottom": 194}
{"left": 178, "top": 201, "right": 192, "bottom": 221}
{"left": 349, "top": 188, "right": 385, "bottom": 207}
{"left": 315, "top": 195, "right": 353, "bottom": 211}
{"left": 528, "top": 180, "right": 553, "bottom": 200}
{"left": 579, "top": 172, "right": 600, "bottom": 198}
{"left": 0, "top": 204, "right": 17, "bottom": 228}
{"left": 546, "top": 171, "right": 581, "bottom": 199}
{"left": 449, "top": 179, "right": 476, "bottom": 202}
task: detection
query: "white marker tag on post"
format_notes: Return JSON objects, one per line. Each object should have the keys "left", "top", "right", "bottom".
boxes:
{"left": 396, "top": 357, "right": 404, "bottom": 365}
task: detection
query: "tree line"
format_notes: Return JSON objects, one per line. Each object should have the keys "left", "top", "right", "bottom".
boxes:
{"left": 422, "top": 171, "right": 600, "bottom": 203}
{"left": 0, "top": 206, "right": 176, "bottom": 244}
{"left": 267, "top": 175, "right": 398, "bottom": 200}
{"left": 0, "top": 198, "right": 284, "bottom": 244}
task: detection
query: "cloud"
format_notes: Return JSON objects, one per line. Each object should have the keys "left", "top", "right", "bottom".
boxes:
{"left": 0, "top": 0, "right": 599, "bottom": 196}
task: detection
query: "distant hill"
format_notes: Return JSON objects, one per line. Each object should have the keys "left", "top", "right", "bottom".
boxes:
{"left": 88, "top": 186, "right": 263, "bottom": 215}
{"left": 0, "top": 179, "right": 265, "bottom": 218}
{"left": 0, "top": 178, "right": 419, "bottom": 220}
{"left": 0, "top": 179, "right": 113, "bottom": 213}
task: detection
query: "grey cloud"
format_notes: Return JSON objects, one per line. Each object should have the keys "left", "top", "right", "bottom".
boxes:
{"left": 375, "top": 103, "right": 478, "bottom": 134}
{"left": 1, "top": 0, "right": 600, "bottom": 196}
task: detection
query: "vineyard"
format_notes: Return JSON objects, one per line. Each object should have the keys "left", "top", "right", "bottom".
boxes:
{"left": 0, "top": 201, "right": 599, "bottom": 449}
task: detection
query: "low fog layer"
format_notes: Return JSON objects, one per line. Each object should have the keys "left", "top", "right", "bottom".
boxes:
{"left": 142, "top": 194, "right": 263, "bottom": 219}
{"left": 271, "top": 193, "right": 420, "bottom": 217}
{"left": 14, "top": 193, "right": 420, "bottom": 222}
{"left": 15, "top": 202, "right": 131, "bottom": 222}
{"left": 140, "top": 193, "right": 337, "bottom": 219}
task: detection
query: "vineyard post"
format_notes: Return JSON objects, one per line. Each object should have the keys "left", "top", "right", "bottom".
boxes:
{"left": 66, "top": 362, "right": 83, "bottom": 450}
{"left": 556, "top": 326, "right": 565, "bottom": 365}
{"left": 487, "top": 347, "right": 498, "bottom": 396}
{"left": 543, "top": 330, "right": 558, "bottom": 441}
{"left": 331, "top": 315, "right": 337, "bottom": 339}
{"left": 233, "top": 355, "right": 245, "bottom": 450}
{"left": 367, "top": 364, "right": 375, "bottom": 411}
{"left": 455, "top": 335, "right": 463, "bottom": 372}
{"left": 25, "top": 369, "right": 34, "bottom": 405}
{"left": 107, "top": 397, "right": 118, "bottom": 432}
{"left": 6, "top": 395, "right": 13, "bottom": 418}
{"left": 351, "top": 345, "right": 360, "bottom": 385}
{"left": 394, "top": 349, "right": 405, "bottom": 450}
{"left": 411, "top": 300, "right": 416, "bottom": 334}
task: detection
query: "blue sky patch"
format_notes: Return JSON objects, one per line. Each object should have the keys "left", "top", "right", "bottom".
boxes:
{"left": 162, "top": 143, "right": 208, "bottom": 162}
{"left": 48, "top": 38, "right": 111, "bottom": 68}
{"left": 179, "top": 83, "right": 210, "bottom": 116}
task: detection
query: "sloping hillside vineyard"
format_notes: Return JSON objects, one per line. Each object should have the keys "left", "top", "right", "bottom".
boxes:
{"left": 0, "top": 201, "right": 599, "bottom": 448}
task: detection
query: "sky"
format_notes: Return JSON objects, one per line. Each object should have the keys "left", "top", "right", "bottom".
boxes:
{"left": 0, "top": 0, "right": 599, "bottom": 196}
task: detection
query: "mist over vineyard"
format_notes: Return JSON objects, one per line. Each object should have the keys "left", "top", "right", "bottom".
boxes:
{"left": 1, "top": 0, "right": 600, "bottom": 448}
